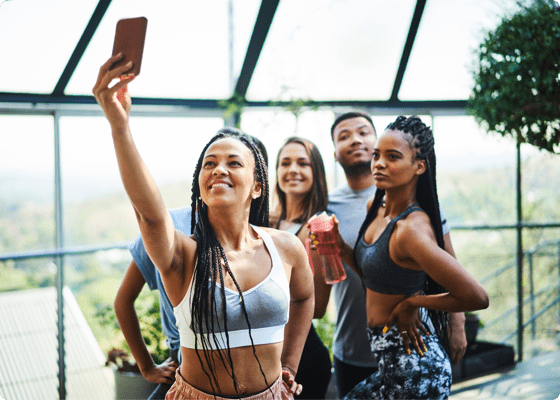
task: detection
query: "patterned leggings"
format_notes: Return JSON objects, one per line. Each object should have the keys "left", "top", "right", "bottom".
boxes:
{"left": 344, "top": 321, "right": 451, "bottom": 399}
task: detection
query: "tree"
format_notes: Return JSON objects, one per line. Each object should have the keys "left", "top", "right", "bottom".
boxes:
{"left": 468, "top": 0, "right": 560, "bottom": 153}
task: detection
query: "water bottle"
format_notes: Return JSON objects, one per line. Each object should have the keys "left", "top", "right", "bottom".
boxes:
{"left": 306, "top": 212, "right": 346, "bottom": 284}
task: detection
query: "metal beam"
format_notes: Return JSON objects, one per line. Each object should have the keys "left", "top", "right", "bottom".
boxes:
{"left": 233, "top": 0, "right": 280, "bottom": 97}
{"left": 0, "top": 92, "right": 466, "bottom": 112}
{"left": 52, "top": 0, "right": 112, "bottom": 96}
{"left": 390, "top": 0, "right": 427, "bottom": 101}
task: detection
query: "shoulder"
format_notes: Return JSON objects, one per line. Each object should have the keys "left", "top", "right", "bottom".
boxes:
{"left": 260, "top": 226, "right": 303, "bottom": 247}
{"left": 393, "top": 210, "right": 436, "bottom": 253}
{"left": 328, "top": 185, "right": 350, "bottom": 202}
{"left": 259, "top": 227, "right": 306, "bottom": 258}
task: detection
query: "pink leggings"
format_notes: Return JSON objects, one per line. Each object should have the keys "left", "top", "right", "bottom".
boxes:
{"left": 165, "top": 370, "right": 293, "bottom": 400}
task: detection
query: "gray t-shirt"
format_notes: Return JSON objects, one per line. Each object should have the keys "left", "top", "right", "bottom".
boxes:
{"left": 328, "top": 184, "right": 450, "bottom": 367}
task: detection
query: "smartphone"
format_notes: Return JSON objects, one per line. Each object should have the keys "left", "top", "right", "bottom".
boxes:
{"left": 111, "top": 17, "right": 148, "bottom": 77}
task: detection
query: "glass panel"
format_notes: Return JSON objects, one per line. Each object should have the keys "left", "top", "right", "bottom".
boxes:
{"left": 66, "top": 0, "right": 259, "bottom": 99}
{"left": 521, "top": 148, "right": 560, "bottom": 224}
{"left": 520, "top": 228, "right": 560, "bottom": 354}
{"left": 433, "top": 115, "right": 517, "bottom": 225}
{"left": 247, "top": 0, "right": 416, "bottom": 101}
{"left": 0, "top": 116, "right": 55, "bottom": 255}
{"left": 58, "top": 115, "right": 223, "bottom": 389}
{"left": 450, "top": 229, "right": 518, "bottom": 345}
{"left": 0, "top": 115, "right": 59, "bottom": 398}
{"left": 0, "top": 0, "right": 98, "bottom": 93}
{"left": 59, "top": 115, "right": 224, "bottom": 247}
{"left": 400, "top": 0, "right": 522, "bottom": 100}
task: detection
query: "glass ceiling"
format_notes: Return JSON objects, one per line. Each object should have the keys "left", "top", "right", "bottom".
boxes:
{"left": 0, "top": 0, "right": 522, "bottom": 105}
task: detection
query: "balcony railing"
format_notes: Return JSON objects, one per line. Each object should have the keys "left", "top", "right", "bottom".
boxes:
{"left": 1, "top": 223, "right": 559, "bottom": 399}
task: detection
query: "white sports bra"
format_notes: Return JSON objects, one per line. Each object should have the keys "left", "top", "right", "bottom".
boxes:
{"left": 174, "top": 225, "right": 290, "bottom": 350}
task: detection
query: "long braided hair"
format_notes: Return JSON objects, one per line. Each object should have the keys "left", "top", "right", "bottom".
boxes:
{"left": 355, "top": 115, "right": 450, "bottom": 351}
{"left": 189, "top": 127, "right": 270, "bottom": 394}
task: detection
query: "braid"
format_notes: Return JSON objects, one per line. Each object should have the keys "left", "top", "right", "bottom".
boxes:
{"left": 386, "top": 116, "right": 450, "bottom": 352}
{"left": 354, "top": 188, "right": 385, "bottom": 284}
{"left": 189, "top": 128, "right": 271, "bottom": 394}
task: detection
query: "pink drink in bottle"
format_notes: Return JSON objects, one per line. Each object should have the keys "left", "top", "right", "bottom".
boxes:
{"left": 306, "top": 212, "right": 346, "bottom": 284}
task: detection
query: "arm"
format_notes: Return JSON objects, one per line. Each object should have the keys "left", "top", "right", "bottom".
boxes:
{"left": 92, "top": 55, "right": 186, "bottom": 296}
{"left": 444, "top": 232, "right": 467, "bottom": 364}
{"left": 114, "top": 261, "right": 178, "bottom": 384}
{"left": 275, "top": 231, "right": 314, "bottom": 393}
{"left": 388, "top": 217, "right": 488, "bottom": 323}
{"left": 297, "top": 225, "right": 331, "bottom": 319}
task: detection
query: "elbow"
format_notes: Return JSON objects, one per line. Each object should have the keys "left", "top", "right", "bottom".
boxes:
{"left": 114, "top": 290, "right": 133, "bottom": 320}
{"left": 473, "top": 288, "right": 489, "bottom": 311}
{"left": 113, "top": 297, "right": 123, "bottom": 321}
{"left": 313, "top": 304, "right": 327, "bottom": 320}
{"left": 480, "top": 291, "right": 490, "bottom": 310}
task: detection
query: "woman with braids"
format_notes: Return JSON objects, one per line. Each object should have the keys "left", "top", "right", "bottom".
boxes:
{"left": 93, "top": 54, "right": 314, "bottom": 399}
{"left": 272, "top": 137, "right": 332, "bottom": 399}
{"left": 322, "top": 115, "right": 488, "bottom": 399}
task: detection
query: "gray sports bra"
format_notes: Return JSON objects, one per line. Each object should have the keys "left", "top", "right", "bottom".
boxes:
{"left": 174, "top": 225, "right": 290, "bottom": 350}
{"left": 355, "top": 204, "right": 427, "bottom": 295}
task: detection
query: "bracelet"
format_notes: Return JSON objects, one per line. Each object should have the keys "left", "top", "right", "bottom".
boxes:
{"left": 282, "top": 365, "right": 296, "bottom": 376}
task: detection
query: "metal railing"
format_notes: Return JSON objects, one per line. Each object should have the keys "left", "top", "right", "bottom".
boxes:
{"left": 1, "top": 225, "right": 559, "bottom": 397}
{"left": 475, "top": 239, "right": 560, "bottom": 345}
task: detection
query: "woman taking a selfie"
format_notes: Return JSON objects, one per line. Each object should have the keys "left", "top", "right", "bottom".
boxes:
{"left": 327, "top": 116, "right": 489, "bottom": 399}
{"left": 273, "top": 137, "right": 332, "bottom": 399}
{"left": 93, "top": 54, "right": 314, "bottom": 399}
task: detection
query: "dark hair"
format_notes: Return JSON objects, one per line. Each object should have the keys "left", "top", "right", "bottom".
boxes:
{"left": 189, "top": 127, "right": 270, "bottom": 394}
{"left": 250, "top": 135, "right": 269, "bottom": 168}
{"left": 330, "top": 111, "right": 376, "bottom": 142}
{"left": 355, "top": 115, "right": 449, "bottom": 350}
{"left": 274, "top": 137, "right": 328, "bottom": 225}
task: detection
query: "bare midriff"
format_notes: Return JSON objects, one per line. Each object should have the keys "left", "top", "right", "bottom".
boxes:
{"left": 180, "top": 341, "right": 283, "bottom": 396}
{"left": 366, "top": 289, "right": 422, "bottom": 327}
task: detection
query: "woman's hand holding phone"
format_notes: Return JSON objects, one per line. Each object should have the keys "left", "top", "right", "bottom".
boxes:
{"left": 93, "top": 54, "right": 136, "bottom": 130}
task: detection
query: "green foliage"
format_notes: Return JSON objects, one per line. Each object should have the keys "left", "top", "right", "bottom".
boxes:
{"left": 314, "top": 313, "right": 335, "bottom": 360}
{"left": 219, "top": 93, "right": 246, "bottom": 128}
{"left": 96, "top": 289, "right": 169, "bottom": 367}
{"left": 468, "top": 0, "right": 560, "bottom": 153}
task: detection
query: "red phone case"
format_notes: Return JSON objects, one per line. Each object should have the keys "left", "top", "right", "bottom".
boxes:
{"left": 111, "top": 17, "right": 148, "bottom": 77}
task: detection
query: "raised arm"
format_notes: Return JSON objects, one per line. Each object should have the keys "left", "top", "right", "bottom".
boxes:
{"left": 92, "top": 55, "right": 185, "bottom": 292}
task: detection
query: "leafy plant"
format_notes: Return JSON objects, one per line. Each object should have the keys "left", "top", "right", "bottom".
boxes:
{"left": 468, "top": 0, "right": 560, "bottom": 153}
{"left": 315, "top": 314, "right": 335, "bottom": 361}
{"left": 97, "top": 290, "right": 169, "bottom": 372}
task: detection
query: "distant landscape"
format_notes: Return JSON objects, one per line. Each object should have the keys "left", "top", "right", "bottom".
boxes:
{"left": 1, "top": 151, "right": 559, "bottom": 354}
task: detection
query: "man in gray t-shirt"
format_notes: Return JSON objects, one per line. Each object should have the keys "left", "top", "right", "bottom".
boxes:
{"left": 328, "top": 111, "right": 467, "bottom": 397}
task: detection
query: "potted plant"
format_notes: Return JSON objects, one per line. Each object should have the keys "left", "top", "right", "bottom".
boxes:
{"left": 468, "top": 0, "right": 560, "bottom": 153}
{"left": 464, "top": 312, "right": 484, "bottom": 346}
{"left": 98, "top": 291, "right": 168, "bottom": 400}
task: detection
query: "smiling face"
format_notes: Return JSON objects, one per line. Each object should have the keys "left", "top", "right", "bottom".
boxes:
{"left": 277, "top": 142, "right": 314, "bottom": 198}
{"left": 332, "top": 116, "right": 377, "bottom": 170}
{"left": 198, "top": 137, "right": 261, "bottom": 208}
{"left": 371, "top": 129, "right": 426, "bottom": 191}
